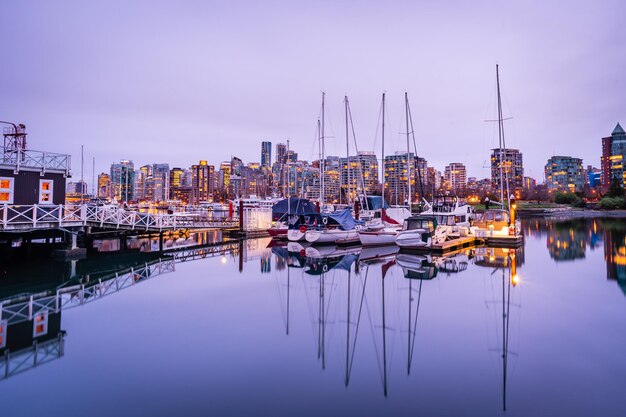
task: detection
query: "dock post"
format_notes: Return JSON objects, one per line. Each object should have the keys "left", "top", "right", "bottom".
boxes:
{"left": 239, "top": 200, "right": 244, "bottom": 235}
{"left": 159, "top": 232, "right": 164, "bottom": 252}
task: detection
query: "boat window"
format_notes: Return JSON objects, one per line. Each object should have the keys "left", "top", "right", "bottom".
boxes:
{"left": 484, "top": 211, "right": 495, "bottom": 221}
{"left": 494, "top": 212, "right": 505, "bottom": 222}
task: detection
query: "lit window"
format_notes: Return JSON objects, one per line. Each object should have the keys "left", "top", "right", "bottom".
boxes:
{"left": 0, "top": 320, "right": 6, "bottom": 348}
{"left": 33, "top": 311, "right": 48, "bottom": 337}
{"left": 0, "top": 177, "right": 14, "bottom": 204}
{"left": 39, "top": 180, "right": 54, "bottom": 205}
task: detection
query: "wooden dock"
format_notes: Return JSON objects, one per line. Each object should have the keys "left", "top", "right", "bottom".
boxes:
{"left": 431, "top": 236, "right": 479, "bottom": 253}
{"left": 484, "top": 235, "right": 524, "bottom": 248}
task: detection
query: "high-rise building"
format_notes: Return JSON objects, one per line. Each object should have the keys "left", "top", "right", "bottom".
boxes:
{"left": 490, "top": 148, "right": 523, "bottom": 199}
{"left": 340, "top": 151, "right": 379, "bottom": 203}
{"left": 261, "top": 141, "right": 272, "bottom": 167}
{"left": 97, "top": 173, "right": 111, "bottom": 199}
{"left": 426, "top": 167, "right": 442, "bottom": 195}
{"left": 602, "top": 123, "right": 626, "bottom": 188}
{"left": 110, "top": 160, "right": 134, "bottom": 202}
{"left": 191, "top": 160, "right": 215, "bottom": 204}
{"left": 444, "top": 162, "right": 467, "bottom": 194}
{"left": 152, "top": 163, "right": 169, "bottom": 202}
{"left": 276, "top": 143, "right": 287, "bottom": 164}
{"left": 523, "top": 176, "right": 537, "bottom": 191}
{"left": 384, "top": 152, "right": 426, "bottom": 204}
{"left": 544, "top": 156, "right": 584, "bottom": 192}
{"left": 218, "top": 162, "right": 231, "bottom": 200}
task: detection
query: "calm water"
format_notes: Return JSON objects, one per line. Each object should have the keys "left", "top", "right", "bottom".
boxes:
{"left": 1, "top": 218, "right": 625, "bottom": 417}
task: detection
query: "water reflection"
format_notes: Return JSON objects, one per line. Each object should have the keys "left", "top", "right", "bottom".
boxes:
{"left": 1, "top": 217, "right": 626, "bottom": 416}
{"left": 524, "top": 217, "right": 626, "bottom": 294}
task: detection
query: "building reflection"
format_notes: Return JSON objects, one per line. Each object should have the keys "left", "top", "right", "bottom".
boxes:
{"left": 603, "top": 222, "right": 626, "bottom": 295}
{"left": 527, "top": 217, "right": 626, "bottom": 295}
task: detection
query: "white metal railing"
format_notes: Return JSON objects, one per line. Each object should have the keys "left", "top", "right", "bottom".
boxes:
{"left": 0, "top": 204, "right": 239, "bottom": 231}
{"left": 1, "top": 146, "right": 71, "bottom": 175}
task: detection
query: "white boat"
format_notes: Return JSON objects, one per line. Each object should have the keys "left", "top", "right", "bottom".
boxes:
{"left": 288, "top": 228, "right": 307, "bottom": 242}
{"left": 305, "top": 228, "right": 359, "bottom": 244}
{"left": 420, "top": 196, "right": 474, "bottom": 238}
{"left": 395, "top": 215, "right": 447, "bottom": 249}
{"left": 303, "top": 209, "right": 359, "bottom": 245}
{"left": 358, "top": 226, "right": 400, "bottom": 246}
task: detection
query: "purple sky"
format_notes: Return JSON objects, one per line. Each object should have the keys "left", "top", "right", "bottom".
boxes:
{"left": 1, "top": 1, "right": 624, "bottom": 186}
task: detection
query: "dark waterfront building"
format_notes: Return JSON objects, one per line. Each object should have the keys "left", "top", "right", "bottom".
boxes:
{"left": 0, "top": 125, "right": 69, "bottom": 205}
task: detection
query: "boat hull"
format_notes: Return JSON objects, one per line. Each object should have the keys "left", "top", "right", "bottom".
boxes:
{"left": 395, "top": 230, "right": 431, "bottom": 249}
{"left": 287, "top": 229, "right": 306, "bottom": 241}
{"left": 358, "top": 230, "right": 398, "bottom": 246}
{"left": 305, "top": 229, "right": 358, "bottom": 244}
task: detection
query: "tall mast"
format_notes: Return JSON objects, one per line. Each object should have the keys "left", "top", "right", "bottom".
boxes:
{"left": 321, "top": 92, "right": 325, "bottom": 205}
{"left": 318, "top": 118, "right": 322, "bottom": 202}
{"left": 287, "top": 139, "right": 290, "bottom": 216}
{"left": 345, "top": 95, "right": 350, "bottom": 205}
{"left": 405, "top": 92, "right": 412, "bottom": 211}
{"left": 92, "top": 156, "right": 95, "bottom": 197}
{"left": 381, "top": 93, "right": 385, "bottom": 206}
{"left": 80, "top": 145, "right": 84, "bottom": 204}
{"left": 496, "top": 64, "right": 507, "bottom": 207}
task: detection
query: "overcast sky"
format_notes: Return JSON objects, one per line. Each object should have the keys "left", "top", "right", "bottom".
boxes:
{"left": 1, "top": 0, "right": 624, "bottom": 186}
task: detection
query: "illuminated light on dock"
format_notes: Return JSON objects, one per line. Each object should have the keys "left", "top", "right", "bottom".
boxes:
{"left": 512, "top": 274, "right": 520, "bottom": 287}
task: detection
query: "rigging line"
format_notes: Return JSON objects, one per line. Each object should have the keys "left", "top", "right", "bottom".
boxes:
{"left": 362, "top": 264, "right": 386, "bottom": 387}
{"left": 408, "top": 279, "right": 423, "bottom": 373}
{"left": 372, "top": 98, "right": 384, "bottom": 158}
{"left": 347, "top": 100, "right": 369, "bottom": 208}
{"left": 348, "top": 264, "right": 370, "bottom": 378}
{"left": 273, "top": 269, "right": 288, "bottom": 330}
{"left": 407, "top": 98, "right": 425, "bottom": 199}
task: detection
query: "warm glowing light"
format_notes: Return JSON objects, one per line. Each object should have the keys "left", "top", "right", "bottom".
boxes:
{"left": 512, "top": 274, "right": 520, "bottom": 286}
{"left": 221, "top": 256, "right": 227, "bottom": 264}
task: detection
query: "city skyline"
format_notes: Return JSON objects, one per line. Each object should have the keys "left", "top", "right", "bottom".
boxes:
{"left": 1, "top": 1, "right": 624, "bottom": 183}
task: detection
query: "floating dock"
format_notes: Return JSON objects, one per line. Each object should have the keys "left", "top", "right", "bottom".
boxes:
{"left": 431, "top": 236, "right": 479, "bottom": 253}
{"left": 484, "top": 235, "right": 524, "bottom": 248}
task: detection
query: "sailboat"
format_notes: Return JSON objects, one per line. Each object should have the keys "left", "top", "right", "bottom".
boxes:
{"left": 305, "top": 94, "right": 360, "bottom": 245}
{"left": 470, "top": 65, "right": 521, "bottom": 239}
{"left": 359, "top": 93, "right": 408, "bottom": 247}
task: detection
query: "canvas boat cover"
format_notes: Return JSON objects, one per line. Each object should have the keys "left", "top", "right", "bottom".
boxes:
{"left": 272, "top": 198, "right": 318, "bottom": 220}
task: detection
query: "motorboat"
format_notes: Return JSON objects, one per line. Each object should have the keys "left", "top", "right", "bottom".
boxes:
{"left": 395, "top": 215, "right": 447, "bottom": 249}
{"left": 421, "top": 195, "right": 475, "bottom": 238}
{"left": 471, "top": 209, "right": 521, "bottom": 238}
